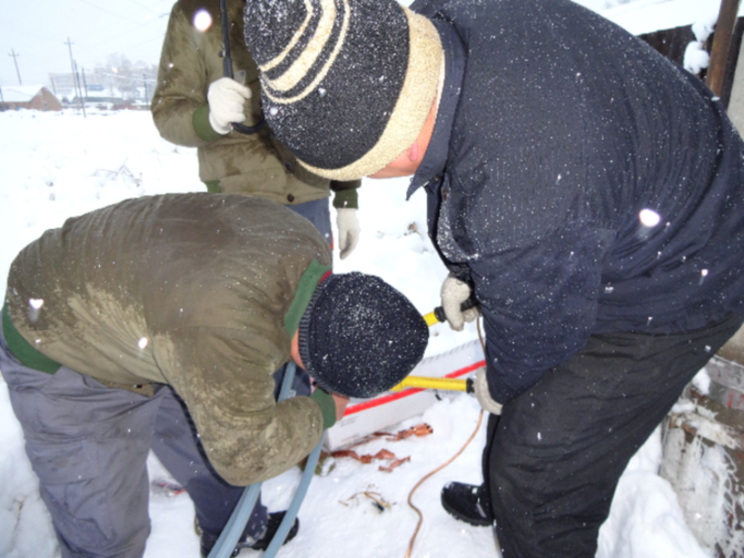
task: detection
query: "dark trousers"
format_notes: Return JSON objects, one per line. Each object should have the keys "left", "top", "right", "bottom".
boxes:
{"left": 484, "top": 314, "right": 743, "bottom": 557}
{"left": 286, "top": 197, "right": 333, "bottom": 246}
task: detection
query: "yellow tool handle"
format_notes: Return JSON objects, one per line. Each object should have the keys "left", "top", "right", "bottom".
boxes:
{"left": 390, "top": 375, "right": 471, "bottom": 393}
{"left": 423, "top": 296, "right": 479, "bottom": 327}
{"left": 423, "top": 311, "right": 441, "bottom": 327}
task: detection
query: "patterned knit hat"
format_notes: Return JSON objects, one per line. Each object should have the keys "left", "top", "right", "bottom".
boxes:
{"left": 298, "top": 272, "right": 429, "bottom": 398}
{"left": 244, "top": 0, "right": 443, "bottom": 180}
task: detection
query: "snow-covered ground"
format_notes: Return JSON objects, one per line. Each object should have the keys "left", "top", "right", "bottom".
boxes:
{"left": 0, "top": 1, "right": 737, "bottom": 557}
{"left": 0, "top": 107, "right": 713, "bottom": 558}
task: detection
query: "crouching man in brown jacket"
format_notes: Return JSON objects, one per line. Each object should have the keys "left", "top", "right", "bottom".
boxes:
{"left": 0, "top": 193, "right": 428, "bottom": 558}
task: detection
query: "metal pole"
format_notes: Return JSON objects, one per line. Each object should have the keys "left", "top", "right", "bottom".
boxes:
{"left": 218, "top": 0, "right": 264, "bottom": 134}
{"left": 74, "top": 61, "right": 86, "bottom": 117}
{"left": 81, "top": 67, "right": 89, "bottom": 100}
{"left": 706, "top": 0, "right": 743, "bottom": 97}
{"left": 219, "top": 0, "right": 233, "bottom": 79}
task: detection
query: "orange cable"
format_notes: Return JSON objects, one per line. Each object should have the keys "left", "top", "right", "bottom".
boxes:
{"left": 404, "top": 318, "right": 488, "bottom": 557}
{"left": 403, "top": 408, "right": 484, "bottom": 558}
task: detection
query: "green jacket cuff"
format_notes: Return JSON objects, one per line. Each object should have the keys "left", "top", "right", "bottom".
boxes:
{"left": 193, "top": 105, "right": 226, "bottom": 142}
{"left": 331, "top": 184, "right": 359, "bottom": 209}
{"left": 310, "top": 388, "right": 337, "bottom": 430}
{"left": 203, "top": 179, "right": 221, "bottom": 193}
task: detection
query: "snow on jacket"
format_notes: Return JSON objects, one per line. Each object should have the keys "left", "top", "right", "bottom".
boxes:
{"left": 151, "top": 0, "right": 359, "bottom": 208}
{"left": 409, "top": 0, "right": 744, "bottom": 403}
{"left": 3, "top": 193, "right": 331, "bottom": 486}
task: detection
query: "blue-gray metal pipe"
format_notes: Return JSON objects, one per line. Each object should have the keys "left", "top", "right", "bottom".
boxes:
{"left": 207, "top": 483, "right": 262, "bottom": 558}
{"left": 208, "top": 363, "right": 298, "bottom": 558}
{"left": 263, "top": 434, "right": 324, "bottom": 557}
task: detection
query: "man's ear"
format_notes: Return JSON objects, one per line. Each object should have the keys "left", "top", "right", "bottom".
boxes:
{"left": 408, "top": 140, "right": 422, "bottom": 165}
{"left": 290, "top": 329, "right": 305, "bottom": 369}
{"left": 408, "top": 95, "right": 437, "bottom": 166}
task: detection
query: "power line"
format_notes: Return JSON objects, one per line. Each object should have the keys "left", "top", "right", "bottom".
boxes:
{"left": 122, "top": 0, "right": 166, "bottom": 15}
{"left": 85, "top": 19, "right": 167, "bottom": 55}
{"left": 75, "top": 0, "right": 148, "bottom": 25}
{"left": 0, "top": 1, "right": 171, "bottom": 84}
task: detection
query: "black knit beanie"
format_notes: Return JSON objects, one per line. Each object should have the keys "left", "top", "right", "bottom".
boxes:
{"left": 298, "top": 272, "right": 428, "bottom": 398}
{"left": 243, "top": 0, "right": 443, "bottom": 181}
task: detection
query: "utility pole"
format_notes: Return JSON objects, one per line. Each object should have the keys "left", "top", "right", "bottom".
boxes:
{"left": 65, "top": 37, "right": 86, "bottom": 117}
{"left": 81, "top": 67, "right": 89, "bottom": 100}
{"left": 9, "top": 49, "right": 22, "bottom": 85}
{"left": 74, "top": 61, "right": 86, "bottom": 116}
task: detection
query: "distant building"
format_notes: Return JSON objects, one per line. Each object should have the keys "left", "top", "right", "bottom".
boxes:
{"left": 70, "top": 95, "right": 134, "bottom": 110}
{"left": 0, "top": 85, "right": 63, "bottom": 111}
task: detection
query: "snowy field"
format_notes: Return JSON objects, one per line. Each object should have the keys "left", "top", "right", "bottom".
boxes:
{"left": 0, "top": 0, "right": 737, "bottom": 556}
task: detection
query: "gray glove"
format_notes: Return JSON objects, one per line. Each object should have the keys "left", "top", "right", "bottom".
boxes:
{"left": 336, "top": 208, "right": 360, "bottom": 259}
{"left": 440, "top": 274, "right": 480, "bottom": 331}
{"left": 473, "top": 369, "right": 503, "bottom": 415}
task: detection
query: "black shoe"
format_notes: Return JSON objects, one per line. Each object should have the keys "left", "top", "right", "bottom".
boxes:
{"left": 200, "top": 512, "right": 299, "bottom": 557}
{"left": 239, "top": 511, "right": 300, "bottom": 552}
{"left": 441, "top": 482, "right": 493, "bottom": 527}
{"left": 200, "top": 530, "right": 239, "bottom": 558}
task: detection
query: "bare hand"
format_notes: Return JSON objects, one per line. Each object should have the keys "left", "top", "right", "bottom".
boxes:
{"left": 331, "top": 393, "right": 350, "bottom": 421}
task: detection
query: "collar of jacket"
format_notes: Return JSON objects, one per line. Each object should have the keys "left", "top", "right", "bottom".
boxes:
{"left": 407, "top": 18, "right": 466, "bottom": 200}
{"left": 283, "top": 259, "right": 332, "bottom": 335}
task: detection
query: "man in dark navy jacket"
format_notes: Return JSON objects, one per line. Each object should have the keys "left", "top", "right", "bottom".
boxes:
{"left": 243, "top": 0, "right": 744, "bottom": 555}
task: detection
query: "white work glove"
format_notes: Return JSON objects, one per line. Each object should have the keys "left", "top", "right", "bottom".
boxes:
{"left": 473, "top": 369, "right": 503, "bottom": 415}
{"left": 336, "top": 208, "right": 361, "bottom": 260}
{"left": 207, "top": 77, "right": 252, "bottom": 135}
{"left": 440, "top": 274, "right": 480, "bottom": 331}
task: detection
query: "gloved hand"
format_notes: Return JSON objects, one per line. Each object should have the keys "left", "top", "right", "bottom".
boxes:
{"left": 331, "top": 392, "right": 350, "bottom": 422}
{"left": 207, "top": 77, "right": 252, "bottom": 135}
{"left": 440, "top": 274, "right": 480, "bottom": 331}
{"left": 336, "top": 208, "right": 361, "bottom": 259}
{"left": 473, "top": 369, "right": 503, "bottom": 415}
{"left": 310, "top": 388, "right": 338, "bottom": 429}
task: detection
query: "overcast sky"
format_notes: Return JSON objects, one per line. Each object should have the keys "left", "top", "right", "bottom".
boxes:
{"left": 0, "top": 0, "right": 724, "bottom": 89}
{"left": 0, "top": 0, "right": 174, "bottom": 86}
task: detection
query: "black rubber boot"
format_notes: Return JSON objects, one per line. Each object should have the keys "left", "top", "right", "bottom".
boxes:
{"left": 244, "top": 512, "right": 300, "bottom": 552}
{"left": 440, "top": 482, "right": 494, "bottom": 527}
{"left": 200, "top": 512, "right": 299, "bottom": 556}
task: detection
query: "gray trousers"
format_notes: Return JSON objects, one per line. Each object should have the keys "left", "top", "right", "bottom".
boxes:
{"left": 0, "top": 328, "right": 271, "bottom": 558}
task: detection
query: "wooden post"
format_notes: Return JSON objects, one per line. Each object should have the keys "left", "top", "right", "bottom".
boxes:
{"left": 707, "top": 0, "right": 743, "bottom": 96}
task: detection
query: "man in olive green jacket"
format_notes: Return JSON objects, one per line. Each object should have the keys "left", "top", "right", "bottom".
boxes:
{"left": 1, "top": 194, "right": 428, "bottom": 557}
{"left": 151, "top": 0, "right": 362, "bottom": 259}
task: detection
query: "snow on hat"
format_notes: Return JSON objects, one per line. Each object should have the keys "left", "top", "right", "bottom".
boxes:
{"left": 297, "top": 272, "right": 429, "bottom": 398}
{"left": 243, "top": 0, "right": 443, "bottom": 181}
